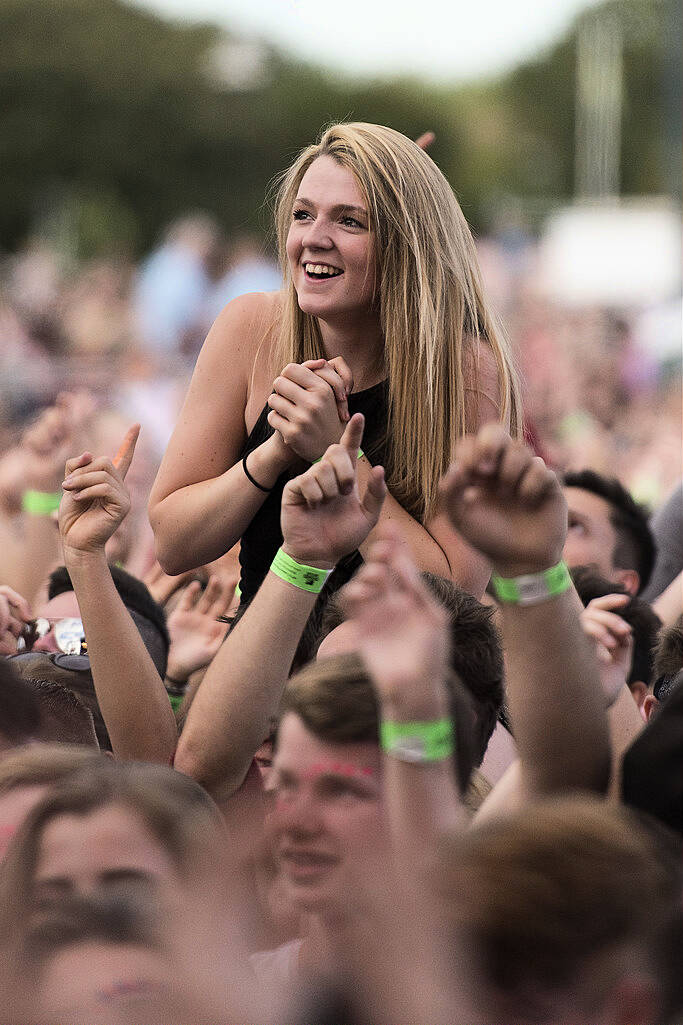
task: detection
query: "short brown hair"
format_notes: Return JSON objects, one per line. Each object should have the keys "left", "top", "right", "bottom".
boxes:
{"left": 281, "top": 653, "right": 476, "bottom": 794}
{"left": 437, "top": 797, "right": 683, "bottom": 1021}
{"left": 315, "top": 576, "right": 504, "bottom": 765}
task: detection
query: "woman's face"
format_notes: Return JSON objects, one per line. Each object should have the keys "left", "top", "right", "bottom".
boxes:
{"left": 286, "top": 155, "right": 376, "bottom": 321}
{"left": 32, "top": 802, "right": 181, "bottom": 909}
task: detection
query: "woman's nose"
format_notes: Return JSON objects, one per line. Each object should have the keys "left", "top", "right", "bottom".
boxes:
{"left": 303, "top": 215, "right": 333, "bottom": 250}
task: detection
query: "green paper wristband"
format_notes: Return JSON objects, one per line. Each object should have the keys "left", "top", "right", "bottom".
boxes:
{"left": 491, "top": 560, "right": 572, "bottom": 606}
{"left": 270, "top": 548, "right": 333, "bottom": 593}
{"left": 21, "top": 490, "right": 62, "bottom": 516}
{"left": 380, "top": 718, "right": 454, "bottom": 763}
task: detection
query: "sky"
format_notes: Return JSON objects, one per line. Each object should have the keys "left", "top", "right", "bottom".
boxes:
{"left": 130, "top": 0, "right": 606, "bottom": 82}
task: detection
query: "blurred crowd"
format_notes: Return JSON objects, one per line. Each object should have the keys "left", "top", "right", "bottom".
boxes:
{"left": 0, "top": 210, "right": 682, "bottom": 1024}
{"left": 1, "top": 212, "right": 680, "bottom": 506}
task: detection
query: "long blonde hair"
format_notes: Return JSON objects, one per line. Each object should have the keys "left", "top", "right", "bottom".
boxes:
{"left": 274, "top": 122, "right": 521, "bottom": 520}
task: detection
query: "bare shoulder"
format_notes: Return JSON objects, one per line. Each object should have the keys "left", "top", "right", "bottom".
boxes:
{"left": 150, "top": 292, "right": 284, "bottom": 500}
{"left": 198, "top": 291, "right": 283, "bottom": 374}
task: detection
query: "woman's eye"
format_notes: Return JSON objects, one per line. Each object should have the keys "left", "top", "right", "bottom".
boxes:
{"left": 341, "top": 216, "right": 363, "bottom": 228}
{"left": 292, "top": 209, "right": 310, "bottom": 221}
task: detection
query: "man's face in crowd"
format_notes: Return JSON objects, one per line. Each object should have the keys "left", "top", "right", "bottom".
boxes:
{"left": 267, "top": 712, "right": 386, "bottom": 917}
{"left": 562, "top": 487, "right": 622, "bottom": 582}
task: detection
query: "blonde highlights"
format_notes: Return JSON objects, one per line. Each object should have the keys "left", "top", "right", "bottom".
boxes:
{"left": 275, "top": 123, "right": 521, "bottom": 520}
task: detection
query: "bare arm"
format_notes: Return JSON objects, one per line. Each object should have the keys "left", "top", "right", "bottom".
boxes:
{"left": 441, "top": 424, "right": 611, "bottom": 800}
{"left": 342, "top": 530, "right": 467, "bottom": 870}
{"left": 174, "top": 414, "right": 386, "bottom": 799}
{"left": 149, "top": 294, "right": 296, "bottom": 574}
{"left": 60, "top": 427, "right": 177, "bottom": 763}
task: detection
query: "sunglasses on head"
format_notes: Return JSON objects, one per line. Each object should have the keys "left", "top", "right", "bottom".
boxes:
{"left": 17, "top": 617, "right": 87, "bottom": 656}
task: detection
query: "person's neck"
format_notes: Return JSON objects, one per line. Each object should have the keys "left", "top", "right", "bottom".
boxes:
{"left": 318, "top": 312, "right": 385, "bottom": 392}
{"left": 298, "top": 909, "right": 357, "bottom": 972}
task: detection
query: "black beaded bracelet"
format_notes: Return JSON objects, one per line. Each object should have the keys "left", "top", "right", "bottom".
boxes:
{"left": 242, "top": 452, "right": 273, "bottom": 493}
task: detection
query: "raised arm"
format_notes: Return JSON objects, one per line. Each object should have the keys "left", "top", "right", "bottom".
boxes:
{"left": 440, "top": 424, "right": 611, "bottom": 800}
{"left": 60, "top": 425, "right": 177, "bottom": 762}
{"left": 148, "top": 294, "right": 297, "bottom": 574}
{"left": 174, "top": 414, "right": 386, "bottom": 799}
{"left": 341, "top": 528, "right": 467, "bottom": 870}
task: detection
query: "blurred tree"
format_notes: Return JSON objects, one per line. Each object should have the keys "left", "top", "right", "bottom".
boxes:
{"left": 0, "top": 0, "right": 676, "bottom": 257}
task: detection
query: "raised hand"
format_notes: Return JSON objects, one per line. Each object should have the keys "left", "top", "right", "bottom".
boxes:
{"left": 414, "top": 131, "right": 436, "bottom": 151}
{"left": 0, "top": 391, "right": 96, "bottom": 513}
{"left": 580, "top": 593, "right": 634, "bottom": 707}
{"left": 59, "top": 424, "right": 140, "bottom": 555}
{"left": 439, "top": 424, "right": 567, "bottom": 577}
{"left": 143, "top": 560, "right": 198, "bottom": 608}
{"left": 341, "top": 527, "right": 450, "bottom": 716}
{"left": 165, "top": 576, "right": 233, "bottom": 682}
{"left": 0, "top": 585, "right": 33, "bottom": 656}
{"left": 280, "top": 413, "right": 386, "bottom": 568}
{"left": 267, "top": 360, "right": 350, "bottom": 463}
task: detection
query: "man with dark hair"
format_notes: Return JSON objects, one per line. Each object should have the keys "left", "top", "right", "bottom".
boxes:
{"left": 562, "top": 469, "right": 656, "bottom": 595}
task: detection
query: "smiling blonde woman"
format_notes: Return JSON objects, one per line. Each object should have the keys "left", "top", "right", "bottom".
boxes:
{"left": 149, "top": 122, "right": 522, "bottom": 602}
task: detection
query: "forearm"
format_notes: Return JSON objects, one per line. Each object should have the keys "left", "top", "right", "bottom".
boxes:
{"left": 64, "top": 548, "right": 177, "bottom": 763}
{"left": 150, "top": 436, "right": 293, "bottom": 574}
{"left": 499, "top": 584, "right": 611, "bottom": 797}
{"left": 356, "top": 459, "right": 490, "bottom": 594}
{"left": 175, "top": 570, "right": 317, "bottom": 798}
{"left": 380, "top": 681, "right": 465, "bottom": 877}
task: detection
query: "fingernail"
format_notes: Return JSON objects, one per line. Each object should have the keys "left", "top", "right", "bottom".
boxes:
{"left": 62, "top": 477, "right": 72, "bottom": 486}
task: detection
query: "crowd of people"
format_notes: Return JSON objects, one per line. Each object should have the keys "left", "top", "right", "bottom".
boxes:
{"left": 0, "top": 121, "right": 681, "bottom": 1024}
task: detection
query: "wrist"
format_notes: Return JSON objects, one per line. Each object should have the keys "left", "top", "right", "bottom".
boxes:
{"left": 62, "top": 545, "right": 108, "bottom": 573}
{"left": 260, "top": 433, "right": 296, "bottom": 476}
{"left": 280, "top": 542, "right": 336, "bottom": 572}
{"left": 491, "top": 552, "right": 565, "bottom": 579}
{"left": 379, "top": 680, "right": 451, "bottom": 723}
{"left": 491, "top": 559, "right": 572, "bottom": 606}
{"left": 271, "top": 547, "right": 334, "bottom": 592}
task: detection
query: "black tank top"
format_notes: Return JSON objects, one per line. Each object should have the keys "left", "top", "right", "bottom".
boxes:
{"left": 238, "top": 380, "right": 389, "bottom": 605}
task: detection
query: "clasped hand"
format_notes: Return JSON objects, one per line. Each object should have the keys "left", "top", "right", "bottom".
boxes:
{"left": 267, "top": 356, "right": 352, "bottom": 464}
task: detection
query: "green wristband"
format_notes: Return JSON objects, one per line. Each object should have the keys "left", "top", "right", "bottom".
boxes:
{"left": 270, "top": 548, "right": 333, "bottom": 593}
{"left": 380, "top": 718, "right": 454, "bottom": 763}
{"left": 313, "top": 448, "right": 363, "bottom": 465}
{"left": 21, "top": 490, "right": 62, "bottom": 516}
{"left": 491, "top": 560, "right": 572, "bottom": 606}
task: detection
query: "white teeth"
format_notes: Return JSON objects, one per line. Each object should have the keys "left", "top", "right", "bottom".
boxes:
{"left": 305, "top": 263, "right": 341, "bottom": 276}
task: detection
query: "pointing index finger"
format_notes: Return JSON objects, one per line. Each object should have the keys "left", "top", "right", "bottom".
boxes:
{"left": 112, "top": 424, "right": 141, "bottom": 479}
{"left": 341, "top": 412, "right": 364, "bottom": 455}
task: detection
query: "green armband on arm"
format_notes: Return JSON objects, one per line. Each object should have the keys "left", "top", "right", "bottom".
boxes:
{"left": 491, "top": 560, "right": 572, "bottom": 606}
{"left": 21, "top": 490, "right": 62, "bottom": 516}
{"left": 380, "top": 718, "right": 454, "bottom": 763}
{"left": 270, "top": 548, "right": 333, "bottom": 593}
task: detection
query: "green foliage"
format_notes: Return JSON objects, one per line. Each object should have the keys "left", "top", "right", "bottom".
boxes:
{"left": 0, "top": 0, "right": 676, "bottom": 256}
